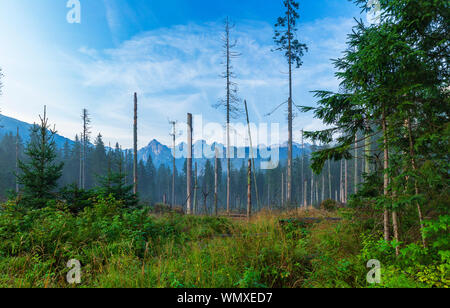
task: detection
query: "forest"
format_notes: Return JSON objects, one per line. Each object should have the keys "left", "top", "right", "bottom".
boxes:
{"left": 0, "top": 0, "right": 448, "bottom": 289}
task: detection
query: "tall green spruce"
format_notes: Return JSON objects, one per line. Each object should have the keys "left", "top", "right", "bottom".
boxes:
{"left": 303, "top": 0, "right": 448, "bottom": 252}
{"left": 273, "top": 0, "right": 307, "bottom": 205}
{"left": 17, "top": 107, "right": 64, "bottom": 209}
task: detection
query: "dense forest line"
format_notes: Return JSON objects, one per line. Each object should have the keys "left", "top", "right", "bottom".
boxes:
{"left": 0, "top": 0, "right": 448, "bottom": 288}
{"left": 0, "top": 130, "right": 372, "bottom": 212}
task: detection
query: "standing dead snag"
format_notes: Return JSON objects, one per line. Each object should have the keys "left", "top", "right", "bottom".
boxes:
{"left": 133, "top": 93, "right": 138, "bottom": 195}
{"left": 194, "top": 162, "right": 198, "bottom": 215}
{"left": 214, "top": 148, "right": 219, "bottom": 216}
{"left": 244, "top": 100, "right": 260, "bottom": 211}
{"left": 16, "top": 127, "right": 19, "bottom": 194}
{"left": 169, "top": 120, "right": 177, "bottom": 208}
{"left": 186, "top": 113, "right": 193, "bottom": 215}
{"left": 81, "top": 108, "right": 91, "bottom": 190}
{"left": 382, "top": 110, "right": 390, "bottom": 242}
{"left": 247, "top": 159, "right": 252, "bottom": 219}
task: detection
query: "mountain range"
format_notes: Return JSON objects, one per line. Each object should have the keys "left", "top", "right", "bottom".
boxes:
{"left": 0, "top": 114, "right": 311, "bottom": 171}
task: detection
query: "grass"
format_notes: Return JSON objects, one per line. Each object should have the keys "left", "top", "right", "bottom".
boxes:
{"left": 0, "top": 200, "right": 357, "bottom": 288}
{"left": 0, "top": 199, "right": 445, "bottom": 288}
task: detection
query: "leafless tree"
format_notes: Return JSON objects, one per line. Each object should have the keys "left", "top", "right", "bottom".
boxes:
{"left": 213, "top": 17, "right": 242, "bottom": 214}
{"left": 81, "top": 108, "right": 91, "bottom": 189}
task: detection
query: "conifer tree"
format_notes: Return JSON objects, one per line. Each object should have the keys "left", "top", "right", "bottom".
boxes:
{"left": 273, "top": 0, "right": 308, "bottom": 205}
{"left": 17, "top": 107, "right": 63, "bottom": 208}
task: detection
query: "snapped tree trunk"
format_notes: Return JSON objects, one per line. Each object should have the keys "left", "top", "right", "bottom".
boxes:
{"left": 247, "top": 159, "right": 252, "bottom": 219}
{"left": 382, "top": 110, "right": 390, "bottom": 242}
{"left": 407, "top": 117, "right": 427, "bottom": 248}
{"left": 133, "top": 93, "right": 138, "bottom": 195}
{"left": 187, "top": 113, "right": 193, "bottom": 215}
{"left": 214, "top": 149, "right": 219, "bottom": 216}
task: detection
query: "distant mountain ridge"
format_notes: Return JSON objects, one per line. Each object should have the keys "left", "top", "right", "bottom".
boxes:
{"left": 0, "top": 114, "right": 311, "bottom": 171}
{"left": 0, "top": 114, "right": 74, "bottom": 148}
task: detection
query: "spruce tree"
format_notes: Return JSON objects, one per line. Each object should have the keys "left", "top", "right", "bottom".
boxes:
{"left": 17, "top": 107, "right": 63, "bottom": 209}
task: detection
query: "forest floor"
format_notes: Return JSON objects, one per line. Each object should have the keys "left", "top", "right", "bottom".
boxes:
{"left": 0, "top": 200, "right": 444, "bottom": 288}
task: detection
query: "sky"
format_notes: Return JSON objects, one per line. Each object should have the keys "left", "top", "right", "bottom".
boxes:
{"left": 0, "top": 0, "right": 370, "bottom": 148}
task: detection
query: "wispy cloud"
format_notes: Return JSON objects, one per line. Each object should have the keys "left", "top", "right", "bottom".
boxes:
{"left": 71, "top": 17, "right": 355, "bottom": 147}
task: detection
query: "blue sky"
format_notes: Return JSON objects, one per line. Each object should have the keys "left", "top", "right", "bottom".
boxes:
{"left": 0, "top": 0, "right": 368, "bottom": 148}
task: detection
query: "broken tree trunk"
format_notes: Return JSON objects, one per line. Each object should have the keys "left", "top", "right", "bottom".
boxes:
{"left": 247, "top": 159, "right": 252, "bottom": 219}
{"left": 407, "top": 117, "right": 427, "bottom": 248}
{"left": 382, "top": 110, "right": 390, "bottom": 242}
{"left": 133, "top": 93, "right": 138, "bottom": 195}
{"left": 214, "top": 148, "right": 219, "bottom": 216}
{"left": 187, "top": 113, "right": 193, "bottom": 215}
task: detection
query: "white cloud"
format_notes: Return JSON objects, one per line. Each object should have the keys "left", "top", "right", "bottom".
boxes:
{"left": 0, "top": 8, "right": 356, "bottom": 148}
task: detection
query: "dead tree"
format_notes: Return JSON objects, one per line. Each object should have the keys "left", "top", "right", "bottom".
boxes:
{"left": 133, "top": 93, "right": 138, "bottom": 195}
{"left": 169, "top": 120, "right": 177, "bottom": 208}
{"left": 16, "top": 127, "right": 19, "bottom": 193}
{"left": 214, "top": 17, "right": 241, "bottom": 215}
{"left": 247, "top": 159, "right": 252, "bottom": 219}
{"left": 194, "top": 162, "right": 198, "bottom": 215}
{"left": 214, "top": 148, "right": 219, "bottom": 216}
{"left": 186, "top": 113, "right": 193, "bottom": 215}
{"left": 81, "top": 109, "right": 91, "bottom": 190}
{"left": 244, "top": 100, "right": 260, "bottom": 210}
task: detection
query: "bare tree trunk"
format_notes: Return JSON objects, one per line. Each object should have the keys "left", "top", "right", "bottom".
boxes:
{"left": 304, "top": 180, "right": 307, "bottom": 208}
{"left": 355, "top": 134, "right": 358, "bottom": 194}
{"left": 194, "top": 162, "right": 198, "bottom": 215}
{"left": 79, "top": 137, "right": 82, "bottom": 188}
{"left": 16, "top": 127, "right": 19, "bottom": 194}
{"left": 328, "top": 159, "right": 332, "bottom": 200}
{"left": 311, "top": 177, "right": 314, "bottom": 206}
{"left": 170, "top": 121, "right": 176, "bottom": 208}
{"left": 407, "top": 118, "right": 427, "bottom": 248}
{"left": 340, "top": 160, "right": 343, "bottom": 203}
{"left": 344, "top": 159, "right": 348, "bottom": 203}
{"left": 225, "top": 20, "right": 232, "bottom": 216}
{"left": 133, "top": 93, "right": 138, "bottom": 195}
{"left": 244, "top": 100, "right": 260, "bottom": 210}
{"left": 124, "top": 150, "right": 128, "bottom": 186}
{"left": 281, "top": 172, "right": 284, "bottom": 208}
{"left": 365, "top": 128, "right": 371, "bottom": 175}
{"left": 247, "top": 160, "right": 252, "bottom": 219}
{"left": 392, "top": 206, "right": 400, "bottom": 256}
{"left": 382, "top": 110, "right": 390, "bottom": 242}
{"left": 187, "top": 113, "right": 193, "bottom": 215}
{"left": 214, "top": 149, "right": 219, "bottom": 216}
{"left": 287, "top": 2, "right": 293, "bottom": 206}
{"left": 321, "top": 171, "right": 325, "bottom": 204}
{"left": 301, "top": 130, "right": 304, "bottom": 205}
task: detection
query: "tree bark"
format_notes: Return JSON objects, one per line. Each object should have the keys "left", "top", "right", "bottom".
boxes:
{"left": 281, "top": 172, "right": 284, "bottom": 208}
{"left": 382, "top": 110, "right": 390, "bottom": 242}
{"left": 214, "top": 149, "right": 219, "bottom": 216}
{"left": 247, "top": 160, "right": 252, "bottom": 219}
{"left": 194, "top": 162, "right": 198, "bottom": 215}
{"left": 355, "top": 134, "right": 358, "bottom": 194}
{"left": 133, "top": 93, "right": 138, "bottom": 195}
{"left": 407, "top": 118, "right": 427, "bottom": 248}
{"left": 286, "top": 1, "right": 293, "bottom": 206}
{"left": 187, "top": 113, "right": 193, "bottom": 215}
{"left": 16, "top": 127, "right": 19, "bottom": 194}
